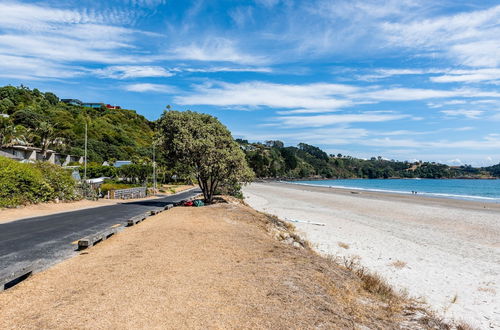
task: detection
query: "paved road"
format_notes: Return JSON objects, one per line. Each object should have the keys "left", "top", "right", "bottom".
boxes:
{"left": 0, "top": 188, "right": 201, "bottom": 280}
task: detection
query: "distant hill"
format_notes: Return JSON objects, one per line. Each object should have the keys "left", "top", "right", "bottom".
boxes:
{"left": 0, "top": 85, "right": 153, "bottom": 162}
{"left": 236, "top": 139, "right": 499, "bottom": 179}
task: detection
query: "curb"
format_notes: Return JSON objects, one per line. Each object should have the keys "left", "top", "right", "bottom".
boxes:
{"left": 0, "top": 263, "right": 36, "bottom": 291}
{"left": 78, "top": 227, "right": 118, "bottom": 250}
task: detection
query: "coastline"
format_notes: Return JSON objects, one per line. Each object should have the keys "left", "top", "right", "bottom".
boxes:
{"left": 278, "top": 180, "right": 500, "bottom": 210}
{"left": 243, "top": 182, "right": 500, "bottom": 329}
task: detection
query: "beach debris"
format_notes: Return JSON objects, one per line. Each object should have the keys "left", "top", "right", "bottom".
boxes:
{"left": 193, "top": 200, "right": 205, "bottom": 207}
{"left": 285, "top": 218, "right": 326, "bottom": 226}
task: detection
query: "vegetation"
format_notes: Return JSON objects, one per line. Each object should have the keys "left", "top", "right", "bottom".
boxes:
{"left": 0, "top": 156, "right": 79, "bottom": 207}
{"left": 157, "top": 110, "right": 254, "bottom": 203}
{"left": 0, "top": 85, "right": 153, "bottom": 162}
{"left": 237, "top": 139, "right": 500, "bottom": 179}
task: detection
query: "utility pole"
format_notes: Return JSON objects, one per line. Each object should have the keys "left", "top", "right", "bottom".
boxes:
{"left": 84, "top": 122, "right": 87, "bottom": 181}
{"left": 152, "top": 141, "right": 157, "bottom": 194}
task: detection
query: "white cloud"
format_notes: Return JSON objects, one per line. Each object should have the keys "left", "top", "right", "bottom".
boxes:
{"left": 0, "top": 1, "right": 155, "bottom": 79}
{"left": 274, "top": 113, "right": 410, "bottom": 128}
{"left": 382, "top": 5, "right": 500, "bottom": 67}
{"left": 0, "top": 54, "right": 83, "bottom": 80}
{"left": 440, "top": 109, "right": 483, "bottom": 119}
{"left": 176, "top": 81, "right": 356, "bottom": 110}
{"left": 182, "top": 66, "right": 272, "bottom": 73}
{"left": 359, "top": 87, "right": 500, "bottom": 101}
{"left": 124, "top": 83, "right": 176, "bottom": 93}
{"left": 431, "top": 68, "right": 500, "bottom": 83}
{"left": 167, "top": 38, "right": 267, "bottom": 65}
{"left": 95, "top": 66, "right": 173, "bottom": 79}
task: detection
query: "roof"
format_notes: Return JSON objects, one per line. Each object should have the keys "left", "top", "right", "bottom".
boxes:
{"left": 85, "top": 177, "right": 109, "bottom": 184}
{"left": 113, "top": 160, "right": 133, "bottom": 168}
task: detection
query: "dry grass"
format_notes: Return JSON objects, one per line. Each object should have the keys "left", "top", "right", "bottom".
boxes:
{"left": 390, "top": 260, "right": 408, "bottom": 269}
{"left": 338, "top": 242, "right": 350, "bottom": 249}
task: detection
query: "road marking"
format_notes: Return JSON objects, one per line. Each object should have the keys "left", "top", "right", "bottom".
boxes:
{"left": 111, "top": 224, "right": 121, "bottom": 228}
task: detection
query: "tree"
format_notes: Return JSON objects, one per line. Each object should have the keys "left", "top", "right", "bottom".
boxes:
{"left": 157, "top": 110, "right": 254, "bottom": 203}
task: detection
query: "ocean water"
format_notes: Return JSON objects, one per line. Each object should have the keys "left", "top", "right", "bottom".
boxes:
{"left": 289, "top": 179, "right": 500, "bottom": 203}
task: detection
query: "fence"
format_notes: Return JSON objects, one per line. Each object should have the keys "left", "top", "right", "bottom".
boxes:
{"left": 110, "top": 187, "right": 147, "bottom": 199}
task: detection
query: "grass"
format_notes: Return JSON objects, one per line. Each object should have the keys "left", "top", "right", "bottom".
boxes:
{"left": 338, "top": 242, "right": 350, "bottom": 249}
{"left": 389, "top": 260, "right": 407, "bottom": 269}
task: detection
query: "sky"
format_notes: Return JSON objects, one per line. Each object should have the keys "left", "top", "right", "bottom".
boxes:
{"left": 1, "top": 0, "right": 500, "bottom": 166}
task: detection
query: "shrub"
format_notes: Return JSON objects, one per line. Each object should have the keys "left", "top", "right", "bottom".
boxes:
{"left": 33, "top": 162, "right": 78, "bottom": 201}
{"left": 0, "top": 156, "right": 78, "bottom": 208}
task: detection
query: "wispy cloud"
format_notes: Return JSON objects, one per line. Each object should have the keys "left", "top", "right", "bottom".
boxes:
{"left": 175, "top": 81, "right": 356, "bottom": 110}
{"left": 167, "top": 38, "right": 267, "bottom": 65}
{"left": 95, "top": 66, "right": 174, "bottom": 79}
{"left": 124, "top": 83, "right": 176, "bottom": 93}
{"left": 431, "top": 68, "right": 500, "bottom": 83}
{"left": 274, "top": 113, "right": 411, "bottom": 128}
{"left": 382, "top": 5, "right": 500, "bottom": 67}
{"left": 440, "top": 109, "right": 484, "bottom": 119}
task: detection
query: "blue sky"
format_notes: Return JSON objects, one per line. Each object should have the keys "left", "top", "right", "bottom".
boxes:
{"left": 1, "top": 0, "right": 500, "bottom": 166}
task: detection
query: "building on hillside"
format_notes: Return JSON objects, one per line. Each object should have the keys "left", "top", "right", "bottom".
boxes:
{"left": 61, "top": 99, "right": 83, "bottom": 106}
{"left": 0, "top": 145, "right": 83, "bottom": 165}
{"left": 113, "top": 160, "right": 132, "bottom": 168}
{"left": 61, "top": 99, "right": 122, "bottom": 110}
{"left": 82, "top": 102, "right": 104, "bottom": 109}
{"left": 0, "top": 149, "right": 22, "bottom": 161}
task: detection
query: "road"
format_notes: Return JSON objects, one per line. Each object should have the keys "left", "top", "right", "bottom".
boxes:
{"left": 0, "top": 188, "right": 201, "bottom": 281}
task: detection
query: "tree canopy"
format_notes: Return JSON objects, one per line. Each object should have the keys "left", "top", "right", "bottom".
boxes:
{"left": 157, "top": 110, "right": 254, "bottom": 202}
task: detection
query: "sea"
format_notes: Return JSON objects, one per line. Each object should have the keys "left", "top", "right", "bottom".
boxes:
{"left": 289, "top": 179, "right": 500, "bottom": 203}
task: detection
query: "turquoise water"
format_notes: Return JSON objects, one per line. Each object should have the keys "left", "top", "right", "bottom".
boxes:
{"left": 290, "top": 179, "right": 500, "bottom": 203}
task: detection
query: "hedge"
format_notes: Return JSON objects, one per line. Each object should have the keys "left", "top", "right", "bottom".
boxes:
{"left": 0, "top": 156, "right": 79, "bottom": 208}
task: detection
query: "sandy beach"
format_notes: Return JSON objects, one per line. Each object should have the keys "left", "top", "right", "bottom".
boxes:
{"left": 243, "top": 182, "right": 500, "bottom": 329}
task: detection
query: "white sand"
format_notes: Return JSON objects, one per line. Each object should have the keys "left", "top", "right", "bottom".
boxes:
{"left": 243, "top": 182, "right": 500, "bottom": 329}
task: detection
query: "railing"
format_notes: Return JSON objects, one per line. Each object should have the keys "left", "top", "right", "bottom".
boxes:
{"left": 110, "top": 187, "right": 147, "bottom": 199}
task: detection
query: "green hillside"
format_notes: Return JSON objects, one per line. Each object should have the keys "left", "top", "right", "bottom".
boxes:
{"left": 237, "top": 140, "right": 499, "bottom": 179}
{"left": 0, "top": 85, "right": 153, "bottom": 162}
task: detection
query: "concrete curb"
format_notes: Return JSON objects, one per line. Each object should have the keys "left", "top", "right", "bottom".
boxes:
{"left": 78, "top": 227, "right": 118, "bottom": 250}
{"left": 127, "top": 214, "right": 147, "bottom": 226}
{"left": 0, "top": 263, "right": 35, "bottom": 291}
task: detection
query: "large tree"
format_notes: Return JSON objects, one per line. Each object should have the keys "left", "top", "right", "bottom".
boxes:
{"left": 157, "top": 110, "right": 254, "bottom": 203}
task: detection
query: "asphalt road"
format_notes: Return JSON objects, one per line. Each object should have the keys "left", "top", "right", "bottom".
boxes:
{"left": 0, "top": 188, "right": 201, "bottom": 280}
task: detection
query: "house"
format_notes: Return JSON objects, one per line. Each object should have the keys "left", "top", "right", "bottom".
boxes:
{"left": 82, "top": 102, "right": 104, "bottom": 109}
{"left": 105, "top": 104, "right": 121, "bottom": 110}
{"left": 0, "top": 145, "right": 83, "bottom": 165}
{"left": 61, "top": 99, "right": 83, "bottom": 106}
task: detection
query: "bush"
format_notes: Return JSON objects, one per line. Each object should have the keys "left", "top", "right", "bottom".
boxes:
{"left": 0, "top": 156, "right": 78, "bottom": 208}
{"left": 33, "top": 162, "right": 78, "bottom": 201}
